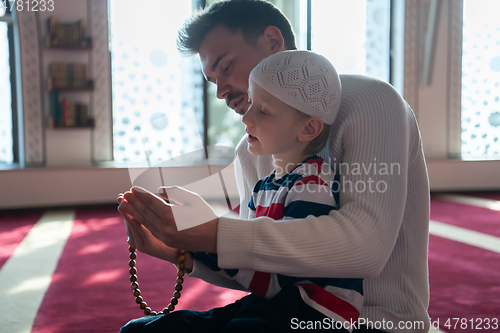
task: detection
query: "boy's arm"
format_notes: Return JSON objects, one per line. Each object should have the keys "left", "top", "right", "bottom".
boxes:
{"left": 185, "top": 256, "right": 249, "bottom": 292}
{"left": 186, "top": 175, "right": 258, "bottom": 291}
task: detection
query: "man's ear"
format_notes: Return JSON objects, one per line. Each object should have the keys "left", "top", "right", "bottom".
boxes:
{"left": 260, "top": 26, "right": 286, "bottom": 54}
{"left": 298, "top": 117, "right": 324, "bottom": 143}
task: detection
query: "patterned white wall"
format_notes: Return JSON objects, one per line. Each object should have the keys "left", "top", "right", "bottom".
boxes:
{"left": 14, "top": 0, "right": 113, "bottom": 166}
{"left": 403, "top": 0, "right": 419, "bottom": 116}
{"left": 16, "top": 10, "right": 44, "bottom": 164}
{"left": 90, "top": 0, "right": 113, "bottom": 162}
{"left": 447, "top": 0, "right": 463, "bottom": 158}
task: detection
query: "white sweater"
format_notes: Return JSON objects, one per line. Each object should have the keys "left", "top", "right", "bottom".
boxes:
{"left": 189, "top": 74, "right": 431, "bottom": 333}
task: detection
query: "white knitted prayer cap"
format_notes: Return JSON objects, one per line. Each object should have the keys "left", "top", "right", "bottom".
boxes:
{"left": 249, "top": 50, "right": 341, "bottom": 125}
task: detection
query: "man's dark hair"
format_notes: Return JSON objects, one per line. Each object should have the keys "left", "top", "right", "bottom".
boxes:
{"left": 177, "top": 0, "right": 297, "bottom": 55}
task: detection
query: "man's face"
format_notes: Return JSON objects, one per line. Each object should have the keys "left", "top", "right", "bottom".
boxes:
{"left": 199, "top": 25, "right": 271, "bottom": 115}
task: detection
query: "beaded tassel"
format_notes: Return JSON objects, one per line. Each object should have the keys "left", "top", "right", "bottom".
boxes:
{"left": 128, "top": 246, "right": 186, "bottom": 316}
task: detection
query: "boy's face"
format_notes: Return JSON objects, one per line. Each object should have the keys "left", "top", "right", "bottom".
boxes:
{"left": 243, "top": 80, "right": 307, "bottom": 157}
{"left": 199, "top": 25, "right": 271, "bottom": 115}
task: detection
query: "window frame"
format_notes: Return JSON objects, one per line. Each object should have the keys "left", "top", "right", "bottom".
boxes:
{"left": 404, "top": 0, "right": 500, "bottom": 191}
{"left": 0, "top": 4, "right": 19, "bottom": 164}
{"left": 204, "top": 0, "right": 399, "bottom": 151}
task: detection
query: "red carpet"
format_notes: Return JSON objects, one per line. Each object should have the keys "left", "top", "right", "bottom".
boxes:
{"left": 430, "top": 198, "right": 500, "bottom": 237}
{"left": 1, "top": 192, "right": 499, "bottom": 332}
{"left": 428, "top": 195, "right": 500, "bottom": 333}
{"left": 0, "top": 209, "right": 44, "bottom": 269}
{"left": 428, "top": 235, "right": 500, "bottom": 332}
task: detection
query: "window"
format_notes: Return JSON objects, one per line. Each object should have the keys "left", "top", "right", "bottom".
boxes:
{"left": 461, "top": 0, "right": 500, "bottom": 159}
{"left": 110, "top": 0, "right": 203, "bottom": 164}
{"left": 311, "top": 0, "right": 391, "bottom": 82}
{"left": 0, "top": 4, "right": 14, "bottom": 164}
{"left": 404, "top": 0, "right": 499, "bottom": 167}
{"left": 110, "top": 0, "right": 393, "bottom": 163}
{"left": 206, "top": 0, "right": 393, "bottom": 156}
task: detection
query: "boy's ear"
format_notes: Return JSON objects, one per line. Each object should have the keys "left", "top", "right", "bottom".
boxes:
{"left": 298, "top": 117, "right": 324, "bottom": 143}
{"left": 260, "top": 26, "right": 285, "bottom": 54}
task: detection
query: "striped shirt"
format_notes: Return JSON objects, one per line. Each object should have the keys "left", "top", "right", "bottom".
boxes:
{"left": 194, "top": 155, "right": 363, "bottom": 329}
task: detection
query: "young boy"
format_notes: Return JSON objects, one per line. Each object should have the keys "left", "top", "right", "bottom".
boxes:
{"left": 192, "top": 50, "right": 363, "bottom": 332}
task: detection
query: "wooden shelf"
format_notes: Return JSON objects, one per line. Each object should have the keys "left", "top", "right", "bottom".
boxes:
{"left": 50, "top": 86, "right": 94, "bottom": 92}
{"left": 47, "top": 118, "right": 95, "bottom": 129}
{"left": 46, "top": 44, "right": 92, "bottom": 51}
{"left": 44, "top": 18, "right": 95, "bottom": 133}
{"left": 45, "top": 36, "right": 92, "bottom": 50}
{"left": 49, "top": 125, "right": 94, "bottom": 129}
{"left": 47, "top": 79, "right": 94, "bottom": 92}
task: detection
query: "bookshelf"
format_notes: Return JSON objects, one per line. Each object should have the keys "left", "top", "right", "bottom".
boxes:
{"left": 15, "top": 0, "right": 112, "bottom": 167}
{"left": 44, "top": 16, "right": 95, "bottom": 130}
{"left": 45, "top": 16, "right": 92, "bottom": 49}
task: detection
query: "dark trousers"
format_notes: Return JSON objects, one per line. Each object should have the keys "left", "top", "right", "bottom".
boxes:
{"left": 120, "top": 287, "right": 384, "bottom": 333}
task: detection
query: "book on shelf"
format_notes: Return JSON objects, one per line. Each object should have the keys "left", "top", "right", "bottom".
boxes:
{"left": 48, "top": 92, "right": 94, "bottom": 128}
{"left": 46, "top": 16, "right": 91, "bottom": 48}
{"left": 47, "top": 62, "right": 93, "bottom": 90}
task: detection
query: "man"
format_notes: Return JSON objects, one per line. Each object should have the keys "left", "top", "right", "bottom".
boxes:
{"left": 118, "top": 1, "right": 431, "bottom": 332}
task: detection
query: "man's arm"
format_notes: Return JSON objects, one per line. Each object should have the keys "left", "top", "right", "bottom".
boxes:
{"left": 216, "top": 77, "right": 412, "bottom": 278}
{"left": 121, "top": 77, "right": 419, "bottom": 280}
{"left": 192, "top": 170, "right": 339, "bottom": 298}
